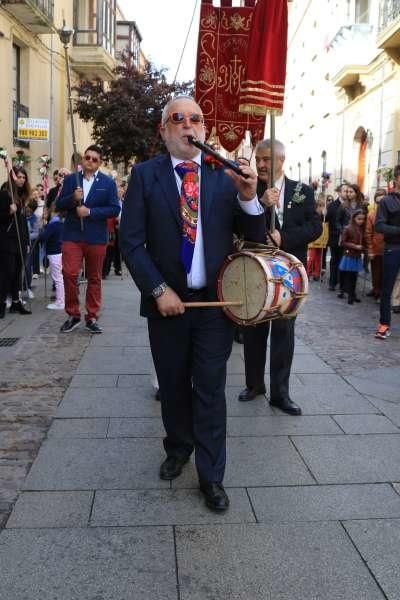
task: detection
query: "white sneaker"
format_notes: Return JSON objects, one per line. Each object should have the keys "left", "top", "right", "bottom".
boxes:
{"left": 32, "top": 274, "right": 39, "bottom": 280}
{"left": 47, "top": 303, "right": 65, "bottom": 310}
{"left": 27, "top": 289, "right": 35, "bottom": 299}
{"left": 6, "top": 297, "right": 11, "bottom": 308}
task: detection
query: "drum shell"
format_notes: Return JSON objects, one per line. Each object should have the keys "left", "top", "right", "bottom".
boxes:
{"left": 217, "top": 249, "right": 308, "bottom": 325}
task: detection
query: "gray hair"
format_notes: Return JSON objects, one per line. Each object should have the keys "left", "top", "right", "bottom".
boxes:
{"left": 256, "top": 139, "right": 286, "bottom": 158}
{"left": 161, "top": 95, "right": 200, "bottom": 125}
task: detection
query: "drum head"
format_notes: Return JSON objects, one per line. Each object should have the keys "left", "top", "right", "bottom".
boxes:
{"left": 220, "top": 254, "right": 267, "bottom": 322}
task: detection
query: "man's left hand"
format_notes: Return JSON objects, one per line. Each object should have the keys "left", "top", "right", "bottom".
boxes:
{"left": 76, "top": 205, "right": 90, "bottom": 218}
{"left": 225, "top": 160, "right": 257, "bottom": 202}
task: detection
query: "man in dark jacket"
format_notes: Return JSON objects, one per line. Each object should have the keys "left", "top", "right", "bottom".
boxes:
{"left": 238, "top": 138, "right": 322, "bottom": 415}
{"left": 326, "top": 183, "right": 348, "bottom": 290}
{"left": 374, "top": 164, "right": 400, "bottom": 339}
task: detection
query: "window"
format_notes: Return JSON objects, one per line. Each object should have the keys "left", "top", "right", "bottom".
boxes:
{"left": 12, "top": 44, "right": 29, "bottom": 148}
{"left": 74, "top": 0, "right": 116, "bottom": 54}
{"left": 355, "top": 0, "right": 369, "bottom": 23}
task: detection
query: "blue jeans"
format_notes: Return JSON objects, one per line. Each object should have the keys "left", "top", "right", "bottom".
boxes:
{"left": 380, "top": 248, "right": 400, "bottom": 326}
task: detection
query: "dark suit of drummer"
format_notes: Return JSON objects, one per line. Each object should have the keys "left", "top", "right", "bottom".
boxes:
{"left": 238, "top": 139, "right": 322, "bottom": 414}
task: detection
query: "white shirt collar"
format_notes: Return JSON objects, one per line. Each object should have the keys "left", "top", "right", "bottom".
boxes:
{"left": 83, "top": 169, "right": 99, "bottom": 181}
{"left": 171, "top": 153, "right": 202, "bottom": 169}
{"left": 274, "top": 173, "right": 285, "bottom": 189}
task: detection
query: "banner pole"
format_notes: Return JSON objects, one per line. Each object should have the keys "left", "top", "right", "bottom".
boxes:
{"left": 269, "top": 111, "right": 276, "bottom": 233}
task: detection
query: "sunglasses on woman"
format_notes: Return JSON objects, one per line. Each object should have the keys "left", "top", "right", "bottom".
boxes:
{"left": 165, "top": 112, "right": 204, "bottom": 125}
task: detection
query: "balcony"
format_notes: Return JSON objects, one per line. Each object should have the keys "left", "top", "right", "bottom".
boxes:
{"left": 1, "top": 0, "right": 54, "bottom": 34}
{"left": 378, "top": 0, "right": 400, "bottom": 63}
{"left": 71, "top": 0, "right": 117, "bottom": 80}
{"left": 13, "top": 101, "right": 29, "bottom": 148}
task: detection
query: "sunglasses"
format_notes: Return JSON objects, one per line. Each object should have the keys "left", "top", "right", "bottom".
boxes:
{"left": 165, "top": 112, "right": 204, "bottom": 125}
{"left": 84, "top": 155, "right": 100, "bottom": 163}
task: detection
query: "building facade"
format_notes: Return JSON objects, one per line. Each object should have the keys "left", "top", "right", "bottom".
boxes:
{"left": 277, "top": 0, "right": 400, "bottom": 198}
{"left": 0, "top": 0, "right": 142, "bottom": 184}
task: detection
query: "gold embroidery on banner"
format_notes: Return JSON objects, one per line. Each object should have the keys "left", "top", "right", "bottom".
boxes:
{"left": 221, "top": 11, "right": 252, "bottom": 32}
{"left": 218, "top": 55, "right": 245, "bottom": 95}
{"left": 199, "top": 60, "right": 216, "bottom": 87}
{"left": 219, "top": 122, "right": 244, "bottom": 142}
{"left": 201, "top": 11, "right": 218, "bottom": 30}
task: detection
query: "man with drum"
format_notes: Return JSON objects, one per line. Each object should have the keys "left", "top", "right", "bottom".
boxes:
{"left": 120, "top": 96, "right": 265, "bottom": 511}
{"left": 238, "top": 139, "right": 321, "bottom": 414}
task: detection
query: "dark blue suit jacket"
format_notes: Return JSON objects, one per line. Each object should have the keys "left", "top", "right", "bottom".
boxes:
{"left": 56, "top": 171, "right": 120, "bottom": 245}
{"left": 120, "top": 153, "right": 266, "bottom": 318}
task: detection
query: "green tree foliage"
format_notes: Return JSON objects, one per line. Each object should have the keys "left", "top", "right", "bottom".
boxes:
{"left": 74, "top": 53, "right": 193, "bottom": 169}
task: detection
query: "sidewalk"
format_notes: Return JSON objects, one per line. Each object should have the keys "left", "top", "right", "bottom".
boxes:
{"left": 1, "top": 274, "right": 400, "bottom": 599}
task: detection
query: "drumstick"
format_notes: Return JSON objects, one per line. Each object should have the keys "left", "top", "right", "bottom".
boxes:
{"left": 183, "top": 301, "right": 243, "bottom": 308}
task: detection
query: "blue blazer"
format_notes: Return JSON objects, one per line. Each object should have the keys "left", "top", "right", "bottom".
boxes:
{"left": 120, "top": 153, "right": 266, "bottom": 318}
{"left": 56, "top": 171, "right": 120, "bottom": 245}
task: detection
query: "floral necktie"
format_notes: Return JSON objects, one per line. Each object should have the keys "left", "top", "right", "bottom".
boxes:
{"left": 175, "top": 161, "right": 199, "bottom": 273}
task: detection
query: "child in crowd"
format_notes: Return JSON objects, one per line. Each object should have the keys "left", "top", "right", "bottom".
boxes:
{"left": 39, "top": 205, "right": 64, "bottom": 310}
{"left": 25, "top": 200, "right": 40, "bottom": 298}
{"left": 338, "top": 209, "right": 366, "bottom": 304}
{"left": 307, "top": 194, "right": 328, "bottom": 280}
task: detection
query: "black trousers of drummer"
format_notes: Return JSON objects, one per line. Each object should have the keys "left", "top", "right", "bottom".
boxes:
{"left": 242, "top": 176, "right": 322, "bottom": 400}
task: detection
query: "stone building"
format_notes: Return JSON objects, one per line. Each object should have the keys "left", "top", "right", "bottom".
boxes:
{"left": 0, "top": 0, "right": 143, "bottom": 184}
{"left": 277, "top": 0, "right": 400, "bottom": 198}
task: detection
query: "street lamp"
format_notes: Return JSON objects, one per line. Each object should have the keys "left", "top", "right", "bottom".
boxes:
{"left": 58, "top": 20, "right": 83, "bottom": 229}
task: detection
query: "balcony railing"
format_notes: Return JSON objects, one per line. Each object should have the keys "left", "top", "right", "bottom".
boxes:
{"left": 1, "top": 0, "right": 54, "bottom": 33}
{"left": 13, "top": 101, "right": 30, "bottom": 148}
{"left": 379, "top": 0, "right": 400, "bottom": 32}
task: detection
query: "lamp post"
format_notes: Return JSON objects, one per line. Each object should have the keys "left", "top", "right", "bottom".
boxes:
{"left": 58, "top": 21, "right": 82, "bottom": 229}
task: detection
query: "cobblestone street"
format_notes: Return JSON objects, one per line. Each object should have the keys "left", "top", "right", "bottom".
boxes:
{"left": 0, "top": 271, "right": 399, "bottom": 599}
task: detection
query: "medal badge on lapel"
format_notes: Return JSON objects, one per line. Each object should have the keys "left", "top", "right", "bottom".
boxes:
{"left": 287, "top": 181, "right": 306, "bottom": 209}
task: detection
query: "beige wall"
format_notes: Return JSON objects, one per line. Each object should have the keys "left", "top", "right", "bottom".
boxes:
{"left": 276, "top": 0, "right": 400, "bottom": 199}
{"left": 0, "top": 1, "right": 121, "bottom": 187}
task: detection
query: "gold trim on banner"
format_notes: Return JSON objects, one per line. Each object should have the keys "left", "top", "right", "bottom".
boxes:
{"left": 241, "top": 79, "right": 285, "bottom": 89}
{"left": 239, "top": 103, "right": 282, "bottom": 116}
{"left": 240, "top": 86, "right": 285, "bottom": 97}
{"left": 239, "top": 94, "right": 284, "bottom": 105}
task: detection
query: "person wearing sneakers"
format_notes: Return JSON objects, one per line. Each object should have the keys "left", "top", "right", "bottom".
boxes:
{"left": 374, "top": 164, "right": 400, "bottom": 339}
{"left": 39, "top": 205, "right": 64, "bottom": 310}
{"left": 56, "top": 145, "right": 120, "bottom": 334}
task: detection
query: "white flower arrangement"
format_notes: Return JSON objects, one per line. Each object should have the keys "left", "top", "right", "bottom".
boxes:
{"left": 0, "top": 148, "right": 8, "bottom": 160}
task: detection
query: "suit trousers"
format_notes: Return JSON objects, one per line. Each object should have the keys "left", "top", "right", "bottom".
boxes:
{"left": 243, "top": 317, "right": 296, "bottom": 402}
{"left": 62, "top": 241, "right": 106, "bottom": 321}
{"left": 147, "top": 306, "right": 234, "bottom": 484}
{"left": 329, "top": 245, "right": 343, "bottom": 289}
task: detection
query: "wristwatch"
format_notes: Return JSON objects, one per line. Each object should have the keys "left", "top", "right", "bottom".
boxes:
{"left": 151, "top": 282, "right": 167, "bottom": 298}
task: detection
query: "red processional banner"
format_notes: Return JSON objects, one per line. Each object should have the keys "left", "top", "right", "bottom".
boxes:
{"left": 195, "top": 0, "right": 265, "bottom": 153}
{"left": 239, "top": 0, "right": 288, "bottom": 115}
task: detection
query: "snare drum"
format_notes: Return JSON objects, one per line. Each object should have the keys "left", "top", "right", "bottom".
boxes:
{"left": 217, "top": 248, "right": 308, "bottom": 325}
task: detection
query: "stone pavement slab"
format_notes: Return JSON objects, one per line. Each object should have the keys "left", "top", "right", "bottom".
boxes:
{"left": 47, "top": 418, "right": 109, "bottom": 438}
{"left": 69, "top": 374, "right": 118, "bottom": 387}
{"left": 24, "top": 438, "right": 169, "bottom": 490}
{"left": 366, "top": 397, "right": 400, "bottom": 427}
{"left": 248, "top": 483, "right": 400, "bottom": 522}
{"left": 57, "top": 387, "right": 160, "bottom": 418}
{"left": 227, "top": 415, "right": 342, "bottom": 436}
{"left": 91, "top": 488, "right": 255, "bottom": 527}
{"left": 287, "top": 388, "right": 378, "bottom": 415}
{"left": 90, "top": 330, "right": 150, "bottom": 347}
{"left": 332, "top": 414, "right": 400, "bottom": 434}
{"left": 344, "top": 519, "right": 400, "bottom": 600}
{"left": 225, "top": 389, "right": 274, "bottom": 416}
{"left": 0, "top": 527, "right": 177, "bottom": 600}
{"left": 173, "top": 437, "right": 315, "bottom": 488}
{"left": 293, "top": 434, "right": 400, "bottom": 483}
{"left": 77, "top": 347, "right": 153, "bottom": 374}
{"left": 175, "top": 522, "right": 385, "bottom": 600}
{"left": 6, "top": 491, "right": 93, "bottom": 528}
{"left": 107, "top": 417, "right": 164, "bottom": 438}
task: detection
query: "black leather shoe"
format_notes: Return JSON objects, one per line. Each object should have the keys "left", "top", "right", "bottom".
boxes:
{"left": 238, "top": 385, "right": 266, "bottom": 402}
{"left": 0, "top": 302, "right": 5, "bottom": 319}
{"left": 159, "top": 455, "right": 189, "bottom": 480}
{"left": 270, "top": 397, "right": 302, "bottom": 415}
{"left": 9, "top": 301, "right": 31, "bottom": 315}
{"left": 155, "top": 390, "right": 161, "bottom": 402}
{"left": 200, "top": 482, "right": 229, "bottom": 511}
{"left": 337, "top": 292, "right": 345, "bottom": 299}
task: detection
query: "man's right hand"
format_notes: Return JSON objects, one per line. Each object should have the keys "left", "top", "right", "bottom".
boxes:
{"left": 260, "top": 188, "right": 280, "bottom": 208}
{"left": 73, "top": 187, "right": 84, "bottom": 204}
{"left": 156, "top": 287, "right": 185, "bottom": 317}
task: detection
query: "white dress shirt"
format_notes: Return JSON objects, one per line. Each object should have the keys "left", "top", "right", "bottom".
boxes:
{"left": 82, "top": 170, "right": 99, "bottom": 203}
{"left": 274, "top": 173, "right": 286, "bottom": 226}
{"left": 171, "top": 153, "right": 262, "bottom": 289}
